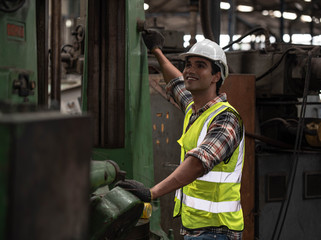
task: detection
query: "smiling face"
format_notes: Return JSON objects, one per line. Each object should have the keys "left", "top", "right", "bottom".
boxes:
{"left": 183, "top": 56, "right": 221, "bottom": 95}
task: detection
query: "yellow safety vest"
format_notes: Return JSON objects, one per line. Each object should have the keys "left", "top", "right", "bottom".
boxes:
{"left": 173, "top": 101, "right": 245, "bottom": 231}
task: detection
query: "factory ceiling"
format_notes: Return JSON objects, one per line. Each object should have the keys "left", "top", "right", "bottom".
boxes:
{"left": 144, "top": 0, "right": 321, "bottom": 41}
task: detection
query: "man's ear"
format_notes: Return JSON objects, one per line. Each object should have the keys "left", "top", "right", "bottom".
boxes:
{"left": 211, "top": 72, "right": 221, "bottom": 83}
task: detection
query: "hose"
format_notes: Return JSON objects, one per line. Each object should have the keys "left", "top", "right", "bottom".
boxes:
{"left": 255, "top": 46, "right": 313, "bottom": 82}
{"left": 222, "top": 27, "right": 271, "bottom": 50}
{"left": 199, "top": 0, "right": 215, "bottom": 41}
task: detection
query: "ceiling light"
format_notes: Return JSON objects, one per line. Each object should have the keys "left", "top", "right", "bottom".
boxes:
{"left": 65, "top": 19, "right": 73, "bottom": 28}
{"left": 304, "top": 0, "right": 311, "bottom": 2}
{"left": 237, "top": 5, "right": 253, "bottom": 12}
{"left": 283, "top": 34, "right": 290, "bottom": 43}
{"left": 283, "top": 12, "right": 297, "bottom": 20}
{"left": 313, "top": 17, "right": 320, "bottom": 24}
{"left": 301, "top": 15, "right": 312, "bottom": 22}
{"left": 273, "top": 10, "right": 282, "bottom": 18}
{"left": 271, "top": 11, "right": 297, "bottom": 20}
{"left": 144, "top": 3, "right": 149, "bottom": 10}
{"left": 220, "top": 2, "right": 230, "bottom": 10}
{"left": 262, "top": 10, "right": 269, "bottom": 16}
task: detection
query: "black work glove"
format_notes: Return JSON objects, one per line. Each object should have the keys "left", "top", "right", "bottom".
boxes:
{"left": 115, "top": 179, "right": 152, "bottom": 202}
{"left": 142, "top": 29, "right": 165, "bottom": 51}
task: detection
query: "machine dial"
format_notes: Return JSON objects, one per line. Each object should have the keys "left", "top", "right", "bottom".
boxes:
{"left": 0, "top": 0, "right": 25, "bottom": 13}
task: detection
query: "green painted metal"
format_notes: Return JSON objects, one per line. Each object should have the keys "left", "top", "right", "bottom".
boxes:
{"left": 82, "top": 0, "right": 153, "bottom": 191}
{"left": 0, "top": 2, "right": 38, "bottom": 238}
{"left": 0, "top": 1, "right": 38, "bottom": 104}
{"left": 90, "top": 187, "right": 144, "bottom": 240}
{"left": 82, "top": 0, "right": 167, "bottom": 237}
{"left": 83, "top": 0, "right": 153, "bottom": 183}
{"left": 90, "top": 160, "right": 121, "bottom": 192}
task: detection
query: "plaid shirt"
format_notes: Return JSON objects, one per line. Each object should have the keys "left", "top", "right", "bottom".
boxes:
{"left": 166, "top": 76, "right": 243, "bottom": 175}
{"left": 166, "top": 76, "right": 243, "bottom": 239}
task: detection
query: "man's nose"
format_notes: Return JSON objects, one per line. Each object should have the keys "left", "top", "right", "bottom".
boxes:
{"left": 184, "top": 66, "right": 195, "bottom": 73}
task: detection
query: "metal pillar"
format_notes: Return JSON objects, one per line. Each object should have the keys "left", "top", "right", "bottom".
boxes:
{"left": 36, "top": 0, "right": 49, "bottom": 107}
{"left": 50, "top": 0, "right": 61, "bottom": 109}
{"left": 280, "top": 0, "right": 284, "bottom": 42}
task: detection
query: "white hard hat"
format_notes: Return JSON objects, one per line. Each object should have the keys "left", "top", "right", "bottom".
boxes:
{"left": 180, "top": 39, "right": 229, "bottom": 83}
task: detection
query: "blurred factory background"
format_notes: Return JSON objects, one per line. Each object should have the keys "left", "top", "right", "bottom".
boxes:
{"left": 0, "top": 0, "right": 321, "bottom": 240}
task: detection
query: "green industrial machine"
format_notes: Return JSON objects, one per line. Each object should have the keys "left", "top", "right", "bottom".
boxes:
{"left": 0, "top": 0, "right": 167, "bottom": 239}
{"left": 0, "top": 0, "right": 38, "bottom": 106}
{"left": 90, "top": 160, "right": 146, "bottom": 240}
{"left": 83, "top": 0, "right": 167, "bottom": 238}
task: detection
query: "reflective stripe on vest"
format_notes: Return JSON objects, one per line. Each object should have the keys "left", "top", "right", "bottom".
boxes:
{"left": 175, "top": 188, "right": 242, "bottom": 213}
{"left": 197, "top": 129, "right": 245, "bottom": 183}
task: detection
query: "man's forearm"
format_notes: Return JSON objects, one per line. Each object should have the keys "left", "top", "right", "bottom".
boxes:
{"left": 152, "top": 48, "right": 183, "bottom": 84}
{"left": 150, "top": 156, "right": 204, "bottom": 199}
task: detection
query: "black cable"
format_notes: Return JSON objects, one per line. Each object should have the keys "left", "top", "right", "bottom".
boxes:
{"left": 256, "top": 46, "right": 311, "bottom": 82}
{"left": 271, "top": 49, "right": 314, "bottom": 240}
{"left": 256, "top": 48, "right": 295, "bottom": 81}
{"left": 222, "top": 27, "right": 271, "bottom": 50}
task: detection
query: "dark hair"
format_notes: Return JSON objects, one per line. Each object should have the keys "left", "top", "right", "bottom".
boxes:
{"left": 211, "top": 62, "right": 223, "bottom": 95}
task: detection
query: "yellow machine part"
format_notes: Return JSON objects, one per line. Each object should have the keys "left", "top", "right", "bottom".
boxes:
{"left": 305, "top": 122, "right": 321, "bottom": 147}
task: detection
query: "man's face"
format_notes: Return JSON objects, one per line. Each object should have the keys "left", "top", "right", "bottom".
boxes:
{"left": 183, "top": 56, "right": 220, "bottom": 93}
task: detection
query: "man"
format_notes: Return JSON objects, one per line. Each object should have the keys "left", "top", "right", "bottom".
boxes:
{"left": 116, "top": 30, "right": 245, "bottom": 240}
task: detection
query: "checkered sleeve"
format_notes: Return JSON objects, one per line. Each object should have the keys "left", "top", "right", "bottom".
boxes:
{"left": 165, "top": 76, "right": 193, "bottom": 112}
{"left": 185, "top": 110, "right": 243, "bottom": 175}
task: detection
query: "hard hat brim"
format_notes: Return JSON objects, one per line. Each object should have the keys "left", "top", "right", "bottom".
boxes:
{"left": 178, "top": 52, "right": 211, "bottom": 61}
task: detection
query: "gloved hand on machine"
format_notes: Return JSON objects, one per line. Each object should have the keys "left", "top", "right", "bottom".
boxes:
{"left": 115, "top": 179, "right": 152, "bottom": 203}
{"left": 142, "top": 29, "right": 165, "bottom": 51}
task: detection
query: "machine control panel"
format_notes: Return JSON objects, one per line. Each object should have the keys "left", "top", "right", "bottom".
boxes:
{"left": 12, "top": 73, "right": 36, "bottom": 99}
{"left": 0, "top": 67, "right": 37, "bottom": 104}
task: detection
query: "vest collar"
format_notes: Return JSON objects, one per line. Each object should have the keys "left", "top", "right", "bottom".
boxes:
{"left": 190, "top": 93, "right": 228, "bottom": 114}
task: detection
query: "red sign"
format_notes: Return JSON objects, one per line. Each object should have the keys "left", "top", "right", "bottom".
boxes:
{"left": 7, "top": 23, "right": 25, "bottom": 39}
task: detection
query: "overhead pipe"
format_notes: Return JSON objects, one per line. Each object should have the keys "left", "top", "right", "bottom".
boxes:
{"left": 189, "top": 0, "right": 198, "bottom": 46}
{"left": 199, "top": 0, "right": 220, "bottom": 44}
{"left": 228, "top": 0, "right": 236, "bottom": 46}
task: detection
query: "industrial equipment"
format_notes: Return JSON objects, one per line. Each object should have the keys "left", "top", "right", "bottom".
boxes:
{"left": 0, "top": 0, "right": 38, "bottom": 106}
{"left": 225, "top": 38, "right": 321, "bottom": 239}
{"left": 2, "top": 0, "right": 320, "bottom": 239}
{"left": 0, "top": 0, "right": 169, "bottom": 239}
{"left": 90, "top": 160, "right": 148, "bottom": 240}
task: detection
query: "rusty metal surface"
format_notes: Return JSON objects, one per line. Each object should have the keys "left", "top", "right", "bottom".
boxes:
{"left": 50, "top": 0, "right": 61, "bottom": 108}
{"left": 101, "top": 0, "right": 125, "bottom": 147}
{"left": 86, "top": 0, "right": 101, "bottom": 146}
{"left": 149, "top": 74, "right": 184, "bottom": 240}
{"left": 2, "top": 112, "right": 92, "bottom": 240}
{"left": 221, "top": 74, "right": 256, "bottom": 240}
{"left": 86, "top": 0, "right": 125, "bottom": 147}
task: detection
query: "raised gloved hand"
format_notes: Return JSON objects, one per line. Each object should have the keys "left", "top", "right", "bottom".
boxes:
{"left": 115, "top": 179, "right": 152, "bottom": 202}
{"left": 142, "top": 29, "right": 165, "bottom": 51}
